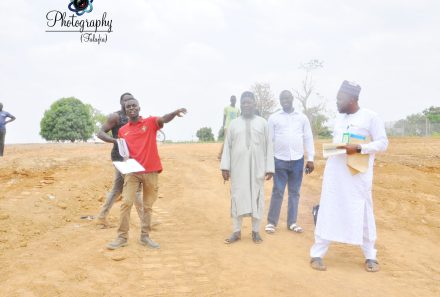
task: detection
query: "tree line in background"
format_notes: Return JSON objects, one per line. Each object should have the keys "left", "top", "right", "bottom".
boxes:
{"left": 200, "top": 59, "right": 440, "bottom": 142}
{"left": 40, "top": 59, "right": 331, "bottom": 143}
{"left": 38, "top": 72, "right": 439, "bottom": 143}
{"left": 386, "top": 106, "right": 440, "bottom": 136}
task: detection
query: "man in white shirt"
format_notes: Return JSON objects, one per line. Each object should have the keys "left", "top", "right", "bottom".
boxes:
{"left": 265, "top": 90, "right": 315, "bottom": 234}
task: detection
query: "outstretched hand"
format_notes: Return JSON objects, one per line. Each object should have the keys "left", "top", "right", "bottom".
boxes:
{"left": 159, "top": 108, "right": 188, "bottom": 126}
{"left": 174, "top": 108, "right": 187, "bottom": 117}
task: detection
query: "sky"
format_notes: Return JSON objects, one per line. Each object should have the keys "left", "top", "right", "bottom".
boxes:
{"left": 1, "top": 0, "right": 439, "bottom": 144}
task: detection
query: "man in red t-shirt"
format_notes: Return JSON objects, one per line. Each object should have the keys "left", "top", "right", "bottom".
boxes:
{"left": 107, "top": 98, "right": 187, "bottom": 250}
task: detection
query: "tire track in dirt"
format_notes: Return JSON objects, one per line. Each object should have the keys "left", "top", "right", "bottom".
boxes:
{"left": 139, "top": 207, "right": 214, "bottom": 296}
{"left": 141, "top": 144, "right": 225, "bottom": 296}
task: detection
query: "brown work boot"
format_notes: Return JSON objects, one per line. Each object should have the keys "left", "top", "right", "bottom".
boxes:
{"left": 106, "top": 237, "right": 128, "bottom": 250}
{"left": 139, "top": 235, "right": 160, "bottom": 249}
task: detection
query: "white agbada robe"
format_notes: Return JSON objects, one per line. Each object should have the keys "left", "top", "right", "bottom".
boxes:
{"left": 220, "top": 116, "right": 275, "bottom": 219}
{"left": 315, "top": 108, "right": 388, "bottom": 245}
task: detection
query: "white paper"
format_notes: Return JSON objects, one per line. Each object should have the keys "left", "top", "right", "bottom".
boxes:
{"left": 116, "top": 138, "right": 129, "bottom": 159}
{"left": 322, "top": 143, "right": 346, "bottom": 159}
{"left": 113, "top": 158, "right": 145, "bottom": 174}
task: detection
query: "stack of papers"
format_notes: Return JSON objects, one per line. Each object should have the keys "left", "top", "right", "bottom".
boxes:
{"left": 113, "top": 138, "right": 145, "bottom": 174}
{"left": 322, "top": 143, "right": 346, "bottom": 158}
{"left": 322, "top": 141, "right": 370, "bottom": 175}
{"left": 113, "top": 159, "right": 145, "bottom": 174}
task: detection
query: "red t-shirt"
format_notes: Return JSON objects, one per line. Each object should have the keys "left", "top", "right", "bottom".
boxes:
{"left": 118, "top": 116, "right": 162, "bottom": 173}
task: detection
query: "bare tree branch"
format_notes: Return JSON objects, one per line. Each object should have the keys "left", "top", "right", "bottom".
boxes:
{"left": 250, "top": 82, "right": 277, "bottom": 119}
{"left": 292, "top": 59, "right": 331, "bottom": 137}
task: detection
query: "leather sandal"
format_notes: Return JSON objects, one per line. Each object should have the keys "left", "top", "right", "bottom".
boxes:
{"left": 365, "top": 259, "right": 380, "bottom": 272}
{"left": 252, "top": 231, "right": 263, "bottom": 244}
{"left": 224, "top": 231, "right": 241, "bottom": 244}
{"left": 310, "top": 257, "right": 327, "bottom": 271}
{"left": 265, "top": 223, "right": 276, "bottom": 234}
{"left": 288, "top": 223, "right": 303, "bottom": 233}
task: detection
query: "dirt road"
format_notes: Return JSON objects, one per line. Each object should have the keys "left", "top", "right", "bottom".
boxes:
{"left": 0, "top": 138, "right": 439, "bottom": 296}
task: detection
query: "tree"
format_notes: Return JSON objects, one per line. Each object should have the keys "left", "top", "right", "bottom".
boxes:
{"left": 217, "top": 126, "right": 225, "bottom": 141}
{"left": 292, "top": 59, "right": 331, "bottom": 137}
{"left": 423, "top": 106, "right": 440, "bottom": 123}
{"left": 196, "top": 127, "right": 215, "bottom": 142}
{"left": 40, "top": 97, "right": 94, "bottom": 142}
{"left": 393, "top": 113, "right": 426, "bottom": 136}
{"left": 388, "top": 106, "right": 440, "bottom": 136}
{"left": 307, "top": 106, "right": 332, "bottom": 138}
{"left": 86, "top": 104, "right": 107, "bottom": 135}
{"left": 423, "top": 106, "right": 440, "bottom": 135}
{"left": 250, "top": 82, "right": 277, "bottom": 119}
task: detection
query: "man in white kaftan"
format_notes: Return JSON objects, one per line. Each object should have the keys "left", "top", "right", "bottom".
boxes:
{"left": 310, "top": 81, "right": 388, "bottom": 272}
{"left": 221, "top": 91, "right": 275, "bottom": 244}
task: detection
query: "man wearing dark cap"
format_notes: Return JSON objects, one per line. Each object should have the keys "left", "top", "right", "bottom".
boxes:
{"left": 310, "top": 81, "right": 388, "bottom": 272}
{"left": 220, "top": 91, "right": 274, "bottom": 244}
{"left": 0, "top": 102, "right": 16, "bottom": 157}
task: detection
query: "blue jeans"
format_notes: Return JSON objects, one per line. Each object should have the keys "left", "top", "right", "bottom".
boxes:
{"left": 267, "top": 157, "right": 304, "bottom": 227}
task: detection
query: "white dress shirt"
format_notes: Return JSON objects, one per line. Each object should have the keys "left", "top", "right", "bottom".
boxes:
{"left": 268, "top": 110, "right": 315, "bottom": 162}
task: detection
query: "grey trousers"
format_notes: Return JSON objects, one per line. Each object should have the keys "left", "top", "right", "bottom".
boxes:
{"left": 98, "top": 168, "right": 143, "bottom": 220}
{"left": 232, "top": 215, "right": 261, "bottom": 233}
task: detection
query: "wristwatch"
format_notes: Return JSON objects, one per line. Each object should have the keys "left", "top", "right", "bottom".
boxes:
{"left": 356, "top": 144, "right": 362, "bottom": 153}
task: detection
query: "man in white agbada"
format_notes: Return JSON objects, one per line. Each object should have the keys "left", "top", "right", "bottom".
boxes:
{"left": 220, "top": 91, "right": 275, "bottom": 244}
{"left": 310, "top": 81, "right": 388, "bottom": 272}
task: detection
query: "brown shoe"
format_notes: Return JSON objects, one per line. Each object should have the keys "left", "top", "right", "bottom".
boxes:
{"left": 139, "top": 235, "right": 160, "bottom": 249}
{"left": 106, "top": 237, "right": 128, "bottom": 250}
{"left": 365, "top": 259, "right": 380, "bottom": 272}
{"left": 310, "top": 257, "right": 327, "bottom": 271}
